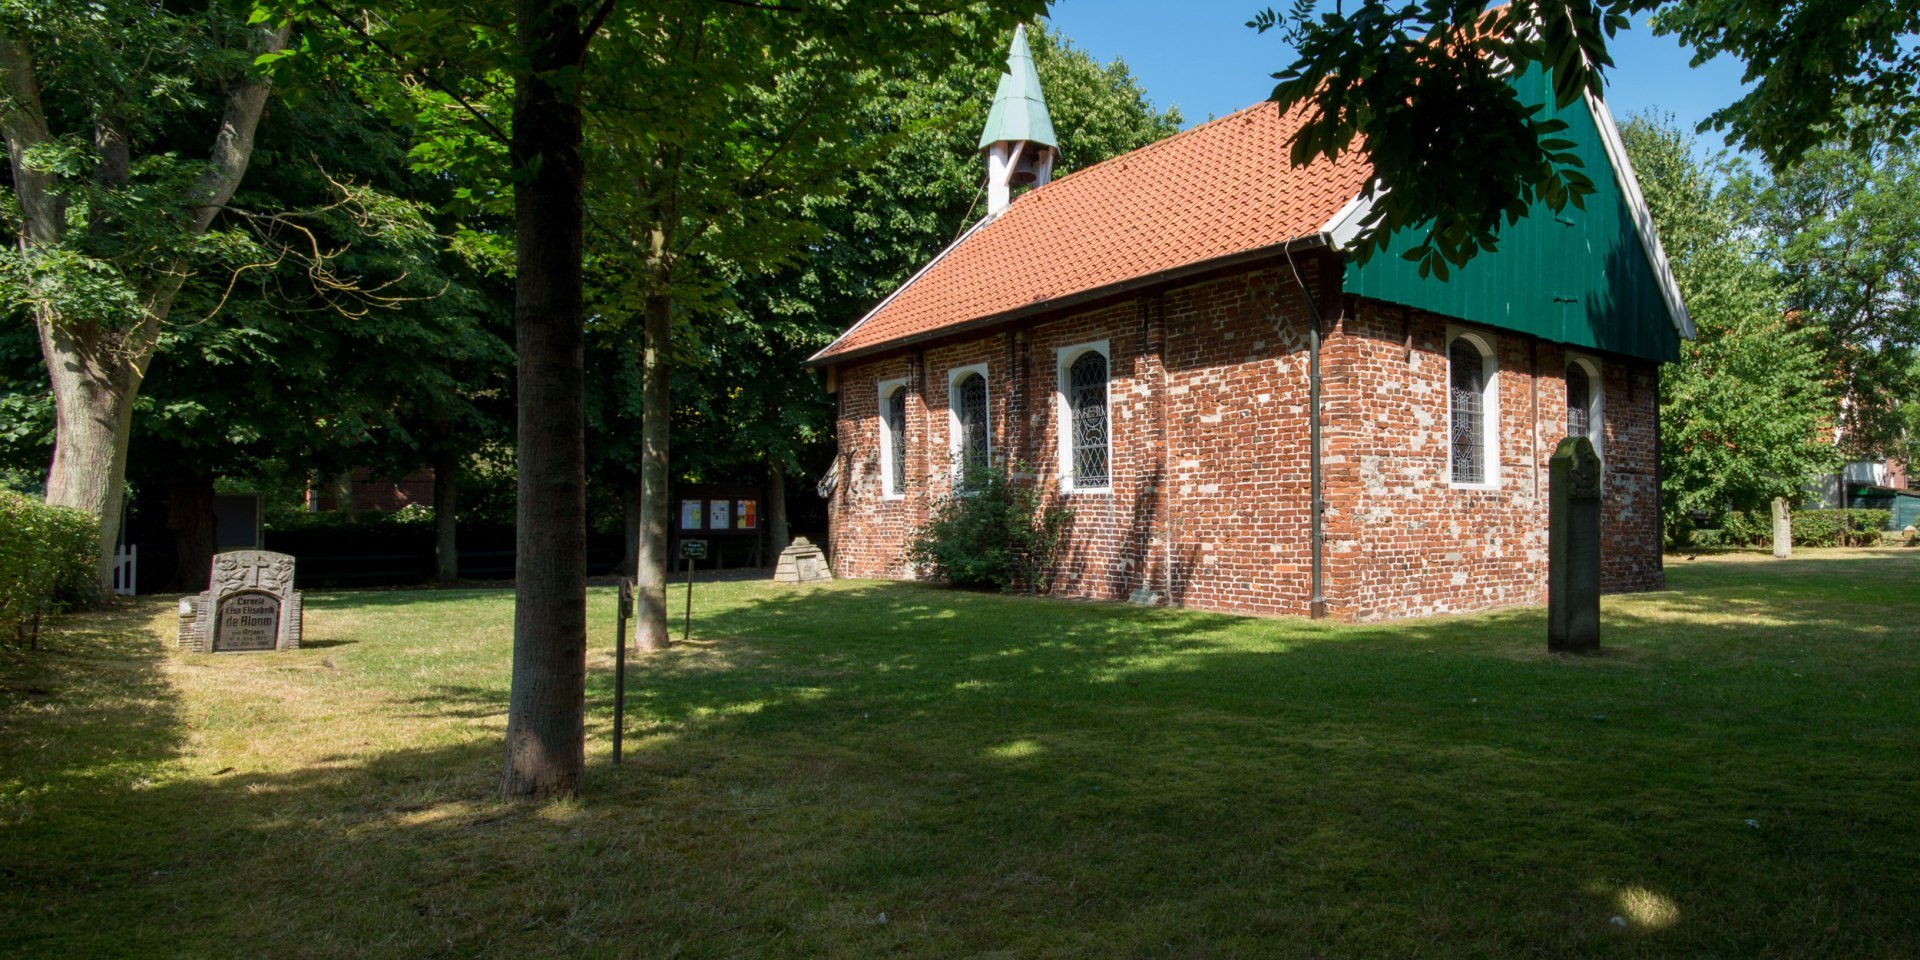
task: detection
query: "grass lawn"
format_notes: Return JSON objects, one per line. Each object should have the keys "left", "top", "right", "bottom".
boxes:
{"left": 3, "top": 550, "right": 1917, "bottom": 958}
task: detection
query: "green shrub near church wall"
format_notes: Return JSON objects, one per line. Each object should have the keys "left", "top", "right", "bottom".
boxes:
{"left": 0, "top": 491, "right": 98, "bottom": 646}
{"left": 907, "top": 464, "right": 1072, "bottom": 594}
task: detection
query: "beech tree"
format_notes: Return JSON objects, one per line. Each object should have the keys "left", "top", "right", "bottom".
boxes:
{"left": 0, "top": 2, "right": 290, "bottom": 591}
{"left": 1621, "top": 116, "right": 1837, "bottom": 531}
{"left": 1737, "top": 130, "right": 1920, "bottom": 458}
{"left": 579, "top": 4, "right": 1047, "bottom": 654}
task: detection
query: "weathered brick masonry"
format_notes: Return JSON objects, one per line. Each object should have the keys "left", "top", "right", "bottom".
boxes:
{"left": 829, "top": 260, "right": 1664, "bottom": 622}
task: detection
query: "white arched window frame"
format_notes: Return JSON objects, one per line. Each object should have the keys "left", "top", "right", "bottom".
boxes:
{"left": 947, "top": 364, "right": 991, "bottom": 488}
{"left": 1054, "top": 341, "right": 1112, "bottom": 493}
{"left": 1565, "top": 355, "right": 1604, "bottom": 461}
{"left": 1446, "top": 329, "right": 1500, "bottom": 489}
{"left": 876, "top": 377, "right": 908, "bottom": 499}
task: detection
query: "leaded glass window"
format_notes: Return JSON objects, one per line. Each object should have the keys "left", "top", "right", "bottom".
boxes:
{"left": 884, "top": 387, "right": 907, "bottom": 496}
{"left": 1566, "top": 363, "right": 1592, "bottom": 444}
{"left": 1068, "top": 351, "right": 1109, "bottom": 487}
{"left": 1450, "top": 338, "right": 1487, "bottom": 485}
{"left": 955, "top": 372, "right": 989, "bottom": 483}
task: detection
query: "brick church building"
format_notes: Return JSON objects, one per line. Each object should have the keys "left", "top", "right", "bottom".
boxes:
{"left": 810, "top": 27, "right": 1692, "bottom": 621}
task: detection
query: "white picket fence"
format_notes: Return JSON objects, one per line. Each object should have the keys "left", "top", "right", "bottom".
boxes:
{"left": 112, "top": 545, "right": 137, "bottom": 596}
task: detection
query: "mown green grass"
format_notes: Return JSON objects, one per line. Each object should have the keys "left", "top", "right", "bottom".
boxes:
{"left": 2, "top": 550, "right": 1917, "bottom": 958}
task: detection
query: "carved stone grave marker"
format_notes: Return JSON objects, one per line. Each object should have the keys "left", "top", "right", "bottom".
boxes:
{"left": 178, "top": 550, "right": 303, "bottom": 653}
{"left": 772, "top": 537, "right": 834, "bottom": 584}
{"left": 1548, "top": 436, "right": 1602, "bottom": 653}
{"left": 1772, "top": 497, "right": 1793, "bottom": 559}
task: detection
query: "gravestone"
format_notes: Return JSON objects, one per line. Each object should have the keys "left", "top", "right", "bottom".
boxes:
{"left": 1548, "top": 436, "right": 1602, "bottom": 653}
{"left": 178, "top": 550, "right": 303, "bottom": 653}
{"left": 772, "top": 537, "right": 834, "bottom": 584}
{"left": 1771, "top": 497, "right": 1792, "bottom": 558}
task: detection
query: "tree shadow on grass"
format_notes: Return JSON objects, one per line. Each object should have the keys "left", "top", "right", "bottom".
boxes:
{"left": 0, "top": 597, "right": 185, "bottom": 799}
{"left": 578, "top": 574, "right": 1920, "bottom": 955}
{"left": 5, "top": 564, "right": 1918, "bottom": 957}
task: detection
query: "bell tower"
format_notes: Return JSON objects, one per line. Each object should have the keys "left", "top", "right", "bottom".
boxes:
{"left": 979, "top": 24, "right": 1058, "bottom": 215}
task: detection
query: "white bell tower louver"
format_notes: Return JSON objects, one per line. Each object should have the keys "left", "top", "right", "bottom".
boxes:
{"left": 979, "top": 24, "right": 1058, "bottom": 215}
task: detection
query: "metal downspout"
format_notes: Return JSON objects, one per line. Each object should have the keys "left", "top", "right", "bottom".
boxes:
{"left": 1285, "top": 247, "right": 1328, "bottom": 620}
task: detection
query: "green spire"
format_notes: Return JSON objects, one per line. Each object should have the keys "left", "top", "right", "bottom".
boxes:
{"left": 977, "top": 24, "right": 1057, "bottom": 152}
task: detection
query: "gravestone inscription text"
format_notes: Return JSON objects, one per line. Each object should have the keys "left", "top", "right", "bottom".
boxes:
{"left": 214, "top": 593, "right": 282, "bottom": 651}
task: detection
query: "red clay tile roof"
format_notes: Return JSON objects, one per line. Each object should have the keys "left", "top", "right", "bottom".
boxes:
{"left": 811, "top": 101, "right": 1372, "bottom": 363}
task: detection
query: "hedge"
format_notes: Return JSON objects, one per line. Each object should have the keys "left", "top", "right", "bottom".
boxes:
{"left": 0, "top": 491, "right": 98, "bottom": 648}
{"left": 1719, "top": 508, "right": 1893, "bottom": 548}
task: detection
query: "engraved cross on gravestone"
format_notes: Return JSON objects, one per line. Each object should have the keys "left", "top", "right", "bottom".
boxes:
{"left": 1548, "top": 436, "right": 1602, "bottom": 653}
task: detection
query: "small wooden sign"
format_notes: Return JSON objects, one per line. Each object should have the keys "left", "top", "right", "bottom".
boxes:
{"left": 680, "top": 539, "right": 708, "bottom": 559}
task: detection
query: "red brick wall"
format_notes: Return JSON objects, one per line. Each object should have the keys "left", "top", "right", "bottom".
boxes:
{"left": 827, "top": 262, "right": 1664, "bottom": 621}
{"left": 1323, "top": 301, "right": 1663, "bottom": 621}
{"left": 314, "top": 468, "right": 436, "bottom": 513}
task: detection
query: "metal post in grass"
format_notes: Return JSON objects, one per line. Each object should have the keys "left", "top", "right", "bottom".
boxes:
{"left": 1548, "top": 436, "right": 1602, "bottom": 653}
{"left": 681, "top": 539, "right": 706, "bottom": 645}
{"left": 614, "top": 577, "right": 631, "bottom": 764}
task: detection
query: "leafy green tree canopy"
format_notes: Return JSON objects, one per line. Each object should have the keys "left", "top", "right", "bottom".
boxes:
{"left": 1621, "top": 115, "right": 1837, "bottom": 529}
{"left": 1734, "top": 128, "right": 1920, "bottom": 458}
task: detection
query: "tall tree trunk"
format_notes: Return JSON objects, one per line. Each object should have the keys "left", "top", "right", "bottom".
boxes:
{"left": 634, "top": 273, "right": 672, "bottom": 652}
{"left": 161, "top": 458, "right": 216, "bottom": 593}
{"left": 767, "top": 456, "right": 790, "bottom": 560}
{"left": 500, "top": 0, "right": 590, "bottom": 800}
{"left": 618, "top": 476, "right": 641, "bottom": 577}
{"left": 327, "top": 471, "right": 353, "bottom": 514}
{"left": 434, "top": 452, "right": 460, "bottom": 583}
{"left": 37, "top": 317, "right": 140, "bottom": 594}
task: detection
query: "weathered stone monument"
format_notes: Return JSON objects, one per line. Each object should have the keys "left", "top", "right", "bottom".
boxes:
{"left": 1772, "top": 497, "right": 1793, "bottom": 558}
{"left": 772, "top": 537, "right": 834, "bottom": 584}
{"left": 178, "top": 550, "right": 303, "bottom": 653}
{"left": 1548, "top": 436, "right": 1602, "bottom": 653}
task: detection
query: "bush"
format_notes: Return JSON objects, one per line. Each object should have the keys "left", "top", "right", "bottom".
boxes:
{"left": 1688, "top": 528, "right": 1728, "bottom": 550}
{"left": 1721, "top": 510, "right": 1768, "bottom": 547}
{"left": 0, "top": 491, "right": 98, "bottom": 648}
{"left": 1716, "top": 508, "right": 1893, "bottom": 548}
{"left": 907, "top": 464, "right": 1071, "bottom": 594}
{"left": 1792, "top": 509, "right": 1892, "bottom": 547}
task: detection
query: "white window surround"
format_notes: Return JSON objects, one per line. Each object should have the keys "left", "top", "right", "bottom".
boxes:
{"left": 1565, "top": 353, "right": 1604, "bottom": 462}
{"left": 1054, "top": 340, "right": 1112, "bottom": 494}
{"left": 876, "top": 377, "right": 908, "bottom": 500}
{"left": 1446, "top": 328, "right": 1500, "bottom": 491}
{"left": 947, "top": 364, "right": 991, "bottom": 484}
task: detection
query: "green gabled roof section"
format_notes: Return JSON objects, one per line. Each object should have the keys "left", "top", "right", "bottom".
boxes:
{"left": 977, "top": 24, "right": 1057, "bottom": 152}
{"left": 1339, "top": 67, "right": 1690, "bottom": 364}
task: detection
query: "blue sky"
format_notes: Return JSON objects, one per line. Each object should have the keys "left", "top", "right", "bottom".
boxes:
{"left": 1045, "top": 1, "right": 1751, "bottom": 154}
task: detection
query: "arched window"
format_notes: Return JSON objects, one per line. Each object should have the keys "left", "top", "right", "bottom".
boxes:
{"left": 1566, "top": 358, "right": 1603, "bottom": 456}
{"left": 882, "top": 384, "right": 907, "bottom": 497}
{"left": 1448, "top": 335, "right": 1495, "bottom": 485}
{"left": 1065, "top": 348, "right": 1110, "bottom": 489}
{"left": 952, "top": 370, "right": 990, "bottom": 483}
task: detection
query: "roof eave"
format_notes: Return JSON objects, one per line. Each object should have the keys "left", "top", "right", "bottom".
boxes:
{"left": 807, "top": 233, "right": 1332, "bottom": 369}
{"left": 805, "top": 213, "right": 999, "bottom": 367}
